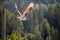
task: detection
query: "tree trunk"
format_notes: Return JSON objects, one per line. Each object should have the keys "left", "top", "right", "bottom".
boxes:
{"left": 2, "top": 9, "right": 6, "bottom": 40}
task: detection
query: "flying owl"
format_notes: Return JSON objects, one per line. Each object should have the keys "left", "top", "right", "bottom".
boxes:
{"left": 15, "top": 2, "right": 34, "bottom": 21}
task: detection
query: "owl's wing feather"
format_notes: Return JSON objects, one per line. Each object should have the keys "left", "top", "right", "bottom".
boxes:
{"left": 15, "top": 3, "right": 22, "bottom": 16}
{"left": 23, "top": 2, "right": 34, "bottom": 17}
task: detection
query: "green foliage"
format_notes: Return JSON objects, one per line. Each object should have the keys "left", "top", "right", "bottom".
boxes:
{"left": 0, "top": 4, "right": 3, "bottom": 12}
{"left": 0, "top": 38, "right": 2, "bottom": 40}
{"left": 27, "top": 33, "right": 36, "bottom": 40}
{"left": 0, "top": 0, "right": 60, "bottom": 40}
{"left": 7, "top": 30, "right": 24, "bottom": 40}
{"left": 6, "top": 9, "right": 24, "bottom": 34}
{"left": 6, "top": 3, "right": 60, "bottom": 40}
{"left": 43, "top": 19, "right": 50, "bottom": 34}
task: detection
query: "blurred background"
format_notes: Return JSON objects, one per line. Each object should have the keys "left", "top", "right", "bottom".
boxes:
{"left": 0, "top": 0, "right": 60, "bottom": 40}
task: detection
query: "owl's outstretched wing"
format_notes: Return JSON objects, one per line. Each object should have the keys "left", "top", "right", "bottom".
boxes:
{"left": 15, "top": 3, "right": 22, "bottom": 16}
{"left": 22, "top": 2, "right": 34, "bottom": 17}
